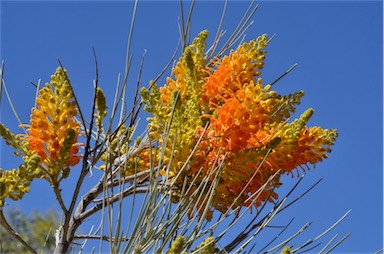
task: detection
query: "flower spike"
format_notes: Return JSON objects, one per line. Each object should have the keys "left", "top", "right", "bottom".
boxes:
{"left": 19, "top": 67, "right": 81, "bottom": 181}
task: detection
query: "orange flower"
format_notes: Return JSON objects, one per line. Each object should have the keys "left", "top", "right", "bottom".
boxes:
{"left": 276, "top": 126, "right": 338, "bottom": 174}
{"left": 202, "top": 34, "right": 268, "bottom": 110}
{"left": 19, "top": 67, "right": 81, "bottom": 179}
{"left": 141, "top": 32, "right": 338, "bottom": 217}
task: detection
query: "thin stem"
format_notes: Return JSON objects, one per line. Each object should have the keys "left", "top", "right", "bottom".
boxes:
{"left": 291, "top": 209, "right": 352, "bottom": 252}
{"left": 257, "top": 218, "right": 295, "bottom": 253}
{"left": 52, "top": 181, "right": 68, "bottom": 215}
{"left": 0, "top": 62, "right": 3, "bottom": 107}
{"left": 213, "top": 1, "right": 259, "bottom": 60}
{"left": 0, "top": 63, "right": 26, "bottom": 132}
{"left": 269, "top": 63, "right": 298, "bottom": 87}
{"left": 128, "top": 49, "right": 146, "bottom": 127}
{"left": 323, "top": 232, "right": 351, "bottom": 254}
{"left": 179, "top": 0, "right": 186, "bottom": 49}
{"left": 207, "top": 0, "right": 227, "bottom": 61}
{"left": 54, "top": 53, "right": 100, "bottom": 254}
{"left": 122, "top": 0, "right": 138, "bottom": 87}
{"left": 58, "top": 60, "right": 87, "bottom": 136}
{"left": 74, "top": 235, "right": 130, "bottom": 242}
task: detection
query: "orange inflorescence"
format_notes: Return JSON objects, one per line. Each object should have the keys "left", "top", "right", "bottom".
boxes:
{"left": 202, "top": 34, "right": 267, "bottom": 110}
{"left": 19, "top": 67, "right": 81, "bottom": 179}
{"left": 140, "top": 32, "right": 338, "bottom": 218}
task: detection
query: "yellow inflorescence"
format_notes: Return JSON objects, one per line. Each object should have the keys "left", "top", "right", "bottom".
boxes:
{"left": 19, "top": 67, "right": 81, "bottom": 181}
{"left": 169, "top": 236, "right": 186, "bottom": 254}
{"left": 1, "top": 67, "right": 82, "bottom": 205}
{"left": 0, "top": 155, "right": 41, "bottom": 207}
{"left": 139, "top": 31, "right": 338, "bottom": 217}
{"left": 140, "top": 30, "right": 209, "bottom": 176}
{"left": 95, "top": 87, "right": 108, "bottom": 128}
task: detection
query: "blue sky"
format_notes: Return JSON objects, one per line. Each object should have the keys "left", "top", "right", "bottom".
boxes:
{"left": 1, "top": 0, "right": 383, "bottom": 253}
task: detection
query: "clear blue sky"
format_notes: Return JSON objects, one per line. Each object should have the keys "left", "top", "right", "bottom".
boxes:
{"left": 1, "top": 1, "right": 383, "bottom": 253}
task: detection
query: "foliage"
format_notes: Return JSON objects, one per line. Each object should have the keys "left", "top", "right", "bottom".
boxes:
{"left": 0, "top": 208, "right": 60, "bottom": 253}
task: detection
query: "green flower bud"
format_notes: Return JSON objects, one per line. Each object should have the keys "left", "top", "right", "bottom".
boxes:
{"left": 95, "top": 87, "right": 108, "bottom": 122}
{"left": 281, "top": 246, "right": 292, "bottom": 254}
{"left": 169, "top": 236, "right": 186, "bottom": 254}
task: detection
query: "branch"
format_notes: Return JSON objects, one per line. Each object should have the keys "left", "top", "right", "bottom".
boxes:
{"left": 74, "top": 234, "right": 130, "bottom": 242}
{"left": 52, "top": 182, "right": 68, "bottom": 214}
{"left": 63, "top": 168, "right": 151, "bottom": 246}
{"left": 0, "top": 209, "right": 37, "bottom": 254}
{"left": 269, "top": 63, "right": 298, "bottom": 87}
{"left": 0, "top": 63, "right": 26, "bottom": 132}
{"left": 78, "top": 184, "right": 155, "bottom": 222}
{"left": 54, "top": 53, "right": 100, "bottom": 254}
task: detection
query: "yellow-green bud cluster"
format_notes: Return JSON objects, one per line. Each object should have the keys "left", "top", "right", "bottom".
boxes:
{"left": 95, "top": 87, "right": 108, "bottom": 128}
{"left": 270, "top": 91, "right": 305, "bottom": 122}
{"left": 139, "top": 31, "right": 211, "bottom": 175}
{"left": 281, "top": 246, "right": 292, "bottom": 254}
{"left": 193, "top": 236, "right": 216, "bottom": 254}
{"left": 100, "top": 124, "right": 136, "bottom": 172}
{"left": 0, "top": 123, "right": 24, "bottom": 152}
{"left": 0, "top": 154, "right": 42, "bottom": 207}
{"left": 169, "top": 236, "right": 186, "bottom": 254}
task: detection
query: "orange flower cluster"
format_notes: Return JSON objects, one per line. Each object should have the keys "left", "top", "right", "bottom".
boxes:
{"left": 140, "top": 31, "right": 338, "bottom": 216}
{"left": 202, "top": 35, "right": 267, "bottom": 109}
{"left": 19, "top": 67, "right": 81, "bottom": 181}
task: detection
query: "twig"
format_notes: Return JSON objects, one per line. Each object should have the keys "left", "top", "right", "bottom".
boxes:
{"left": 291, "top": 209, "right": 352, "bottom": 253}
{"left": 58, "top": 59, "right": 87, "bottom": 136}
{"left": 257, "top": 218, "right": 295, "bottom": 253}
{"left": 269, "top": 63, "right": 298, "bottom": 87}
{"left": 74, "top": 234, "right": 130, "bottom": 242}
{"left": 323, "top": 232, "right": 351, "bottom": 254}
{"left": 0, "top": 63, "right": 26, "bottom": 133}
{"left": 214, "top": 1, "right": 259, "bottom": 60}
{"left": 207, "top": 0, "right": 228, "bottom": 61}
{"left": 266, "top": 222, "right": 312, "bottom": 253}
{"left": 54, "top": 53, "right": 100, "bottom": 254}
{"left": 128, "top": 49, "right": 146, "bottom": 128}
{"left": 52, "top": 182, "right": 68, "bottom": 214}
{"left": 0, "top": 62, "right": 4, "bottom": 106}
{"left": 80, "top": 185, "right": 153, "bottom": 222}
{"left": 65, "top": 169, "right": 150, "bottom": 248}
{"left": 0, "top": 209, "right": 37, "bottom": 254}
{"left": 124, "top": 0, "right": 138, "bottom": 81}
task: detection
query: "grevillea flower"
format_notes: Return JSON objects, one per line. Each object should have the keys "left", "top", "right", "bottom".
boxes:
{"left": 139, "top": 30, "right": 209, "bottom": 176}
{"left": 0, "top": 154, "right": 40, "bottom": 207}
{"left": 202, "top": 34, "right": 268, "bottom": 110}
{"left": 19, "top": 67, "right": 81, "bottom": 181}
{"left": 139, "top": 32, "right": 338, "bottom": 218}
